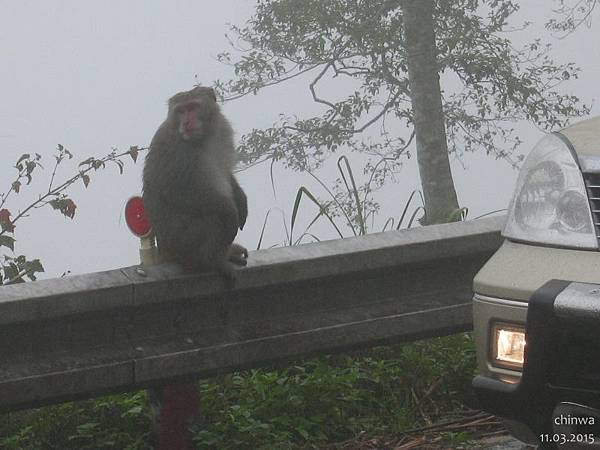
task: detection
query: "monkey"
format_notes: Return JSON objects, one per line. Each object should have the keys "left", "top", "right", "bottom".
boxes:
{"left": 142, "top": 86, "right": 248, "bottom": 281}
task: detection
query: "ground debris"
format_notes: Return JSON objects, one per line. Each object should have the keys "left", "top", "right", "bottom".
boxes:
{"left": 324, "top": 410, "right": 535, "bottom": 449}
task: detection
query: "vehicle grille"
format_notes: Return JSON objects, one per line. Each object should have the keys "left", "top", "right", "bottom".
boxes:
{"left": 583, "top": 172, "right": 600, "bottom": 242}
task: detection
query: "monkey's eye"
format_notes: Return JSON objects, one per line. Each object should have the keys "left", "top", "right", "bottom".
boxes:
{"left": 174, "top": 103, "right": 198, "bottom": 115}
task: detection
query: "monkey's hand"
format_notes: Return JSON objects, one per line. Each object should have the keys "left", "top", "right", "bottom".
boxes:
{"left": 228, "top": 242, "right": 248, "bottom": 266}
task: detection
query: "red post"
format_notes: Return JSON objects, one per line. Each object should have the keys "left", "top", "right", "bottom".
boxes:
{"left": 150, "top": 383, "right": 201, "bottom": 450}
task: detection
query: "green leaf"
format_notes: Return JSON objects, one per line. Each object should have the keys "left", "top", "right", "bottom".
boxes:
{"left": 447, "top": 207, "right": 469, "bottom": 222}
{"left": 79, "top": 157, "right": 95, "bottom": 167}
{"left": 0, "top": 235, "right": 15, "bottom": 251}
{"left": 76, "top": 422, "right": 99, "bottom": 432}
{"left": 16, "top": 153, "right": 30, "bottom": 166}
{"left": 25, "top": 259, "right": 44, "bottom": 274}
{"left": 129, "top": 146, "right": 139, "bottom": 163}
{"left": 122, "top": 405, "right": 143, "bottom": 417}
{"left": 49, "top": 198, "right": 77, "bottom": 219}
{"left": 4, "top": 263, "right": 18, "bottom": 279}
{"left": 92, "top": 160, "right": 105, "bottom": 170}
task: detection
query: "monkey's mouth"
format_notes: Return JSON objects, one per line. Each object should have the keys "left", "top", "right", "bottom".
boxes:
{"left": 180, "top": 126, "right": 204, "bottom": 141}
{"left": 181, "top": 131, "right": 203, "bottom": 143}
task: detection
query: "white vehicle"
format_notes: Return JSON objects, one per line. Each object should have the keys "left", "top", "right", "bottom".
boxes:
{"left": 472, "top": 117, "right": 600, "bottom": 448}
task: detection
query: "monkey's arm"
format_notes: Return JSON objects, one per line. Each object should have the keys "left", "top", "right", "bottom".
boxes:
{"left": 231, "top": 176, "right": 247, "bottom": 230}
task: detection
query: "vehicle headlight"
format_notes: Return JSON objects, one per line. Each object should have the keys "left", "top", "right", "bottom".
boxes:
{"left": 503, "top": 133, "right": 597, "bottom": 249}
{"left": 492, "top": 322, "right": 526, "bottom": 370}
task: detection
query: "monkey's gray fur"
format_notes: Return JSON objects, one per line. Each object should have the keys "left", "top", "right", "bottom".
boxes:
{"left": 143, "top": 86, "right": 248, "bottom": 277}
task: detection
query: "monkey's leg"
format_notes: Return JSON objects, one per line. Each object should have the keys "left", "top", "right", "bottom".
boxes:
{"left": 178, "top": 239, "right": 236, "bottom": 286}
{"left": 158, "top": 210, "right": 241, "bottom": 283}
{"left": 178, "top": 226, "right": 238, "bottom": 286}
{"left": 228, "top": 242, "right": 248, "bottom": 266}
{"left": 231, "top": 175, "right": 248, "bottom": 230}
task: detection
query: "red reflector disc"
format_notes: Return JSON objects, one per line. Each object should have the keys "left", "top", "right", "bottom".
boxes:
{"left": 125, "top": 196, "right": 152, "bottom": 237}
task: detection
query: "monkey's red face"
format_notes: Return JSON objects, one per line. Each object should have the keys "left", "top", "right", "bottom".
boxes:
{"left": 175, "top": 100, "right": 208, "bottom": 141}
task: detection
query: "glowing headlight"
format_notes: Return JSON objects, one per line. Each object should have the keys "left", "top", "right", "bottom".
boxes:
{"left": 503, "top": 133, "right": 597, "bottom": 249}
{"left": 492, "top": 323, "right": 526, "bottom": 370}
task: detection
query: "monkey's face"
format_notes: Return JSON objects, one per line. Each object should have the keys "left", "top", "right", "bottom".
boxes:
{"left": 173, "top": 99, "right": 213, "bottom": 142}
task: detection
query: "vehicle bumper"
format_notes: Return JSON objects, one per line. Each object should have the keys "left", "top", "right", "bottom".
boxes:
{"left": 473, "top": 280, "right": 600, "bottom": 447}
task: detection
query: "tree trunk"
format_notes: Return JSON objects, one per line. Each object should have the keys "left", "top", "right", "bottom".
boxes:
{"left": 401, "top": 0, "right": 460, "bottom": 224}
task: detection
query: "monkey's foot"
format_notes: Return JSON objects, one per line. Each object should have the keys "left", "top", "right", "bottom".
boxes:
{"left": 228, "top": 243, "right": 248, "bottom": 266}
{"left": 217, "top": 261, "right": 238, "bottom": 289}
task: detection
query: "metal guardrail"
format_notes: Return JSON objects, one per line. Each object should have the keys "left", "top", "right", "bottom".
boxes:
{"left": 0, "top": 216, "right": 504, "bottom": 412}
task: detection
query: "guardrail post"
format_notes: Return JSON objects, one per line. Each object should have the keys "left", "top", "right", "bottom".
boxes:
{"left": 128, "top": 196, "right": 200, "bottom": 450}
{"left": 149, "top": 382, "right": 200, "bottom": 450}
{"left": 140, "top": 235, "right": 200, "bottom": 450}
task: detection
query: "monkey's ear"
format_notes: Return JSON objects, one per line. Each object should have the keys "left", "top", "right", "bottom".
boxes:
{"left": 208, "top": 88, "right": 217, "bottom": 102}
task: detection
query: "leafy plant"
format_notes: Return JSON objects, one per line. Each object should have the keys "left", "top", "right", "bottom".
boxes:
{"left": 0, "top": 392, "right": 152, "bottom": 450}
{"left": 547, "top": 0, "right": 598, "bottom": 36}
{"left": 190, "top": 334, "right": 477, "bottom": 449}
{"left": 0, "top": 145, "right": 144, "bottom": 284}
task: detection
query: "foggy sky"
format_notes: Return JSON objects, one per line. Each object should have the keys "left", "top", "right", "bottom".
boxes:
{"left": 0, "top": 0, "right": 598, "bottom": 278}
